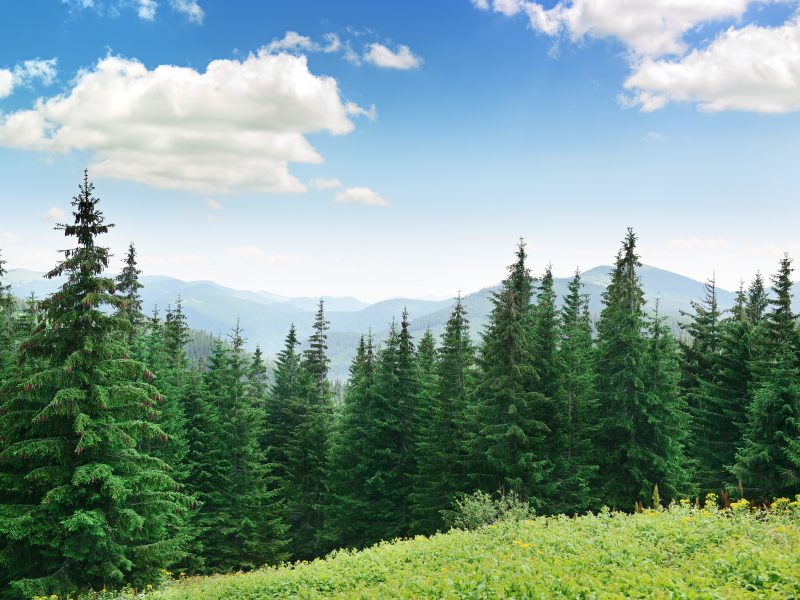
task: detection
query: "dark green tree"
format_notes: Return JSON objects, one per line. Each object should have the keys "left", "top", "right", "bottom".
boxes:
{"left": 732, "top": 255, "right": 800, "bottom": 501}
{"left": 284, "top": 303, "right": 333, "bottom": 559}
{"left": 322, "top": 335, "right": 377, "bottom": 550}
{"left": 0, "top": 172, "right": 189, "bottom": 598}
{"left": 468, "top": 240, "right": 552, "bottom": 506}
{"left": 411, "top": 298, "right": 476, "bottom": 533}
{"left": 595, "top": 229, "right": 689, "bottom": 508}
{"left": 115, "top": 242, "right": 144, "bottom": 335}
{"left": 554, "top": 270, "right": 598, "bottom": 513}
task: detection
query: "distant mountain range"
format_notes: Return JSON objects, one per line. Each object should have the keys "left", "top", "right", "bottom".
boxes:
{"left": 4, "top": 265, "right": 772, "bottom": 378}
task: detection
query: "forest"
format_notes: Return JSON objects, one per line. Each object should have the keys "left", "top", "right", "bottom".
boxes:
{"left": 1, "top": 173, "right": 798, "bottom": 599}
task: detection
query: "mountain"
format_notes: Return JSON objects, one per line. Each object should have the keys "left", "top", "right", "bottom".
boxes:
{"left": 3, "top": 266, "right": 758, "bottom": 378}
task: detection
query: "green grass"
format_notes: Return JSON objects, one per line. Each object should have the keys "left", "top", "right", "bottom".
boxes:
{"left": 115, "top": 501, "right": 800, "bottom": 599}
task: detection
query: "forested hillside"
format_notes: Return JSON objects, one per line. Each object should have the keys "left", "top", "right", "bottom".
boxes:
{"left": 2, "top": 175, "right": 799, "bottom": 598}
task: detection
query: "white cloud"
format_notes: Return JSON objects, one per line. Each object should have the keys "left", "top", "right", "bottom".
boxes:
{"left": 334, "top": 186, "right": 390, "bottom": 207}
{"left": 0, "top": 52, "right": 371, "bottom": 194}
{"left": 42, "top": 207, "right": 66, "bottom": 221}
{"left": 205, "top": 198, "right": 222, "bottom": 210}
{"left": 137, "top": 0, "right": 157, "bottom": 20}
{"left": 669, "top": 238, "right": 731, "bottom": 250}
{"left": 225, "top": 245, "right": 298, "bottom": 264}
{"left": 624, "top": 17, "right": 800, "bottom": 113}
{"left": 265, "top": 31, "right": 318, "bottom": 54}
{"left": 309, "top": 177, "right": 342, "bottom": 190}
{"left": 513, "top": 0, "right": 760, "bottom": 57}
{"left": 474, "top": 0, "right": 800, "bottom": 114}
{"left": 0, "top": 70, "right": 12, "bottom": 99}
{"left": 363, "top": 43, "right": 422, "bottom": 70}
{"left": 0, "top": 58, "right": 57, "bottom": 99}
{"left": 170, "top": 0, "right": 203, "bottom": 24}
{"left": 265, "top": 31, "right": 342, "bottom": 55}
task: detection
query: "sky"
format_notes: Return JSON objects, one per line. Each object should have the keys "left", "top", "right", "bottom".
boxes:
{"left": 1, "top": 0, "right": 799, "bottom": 302}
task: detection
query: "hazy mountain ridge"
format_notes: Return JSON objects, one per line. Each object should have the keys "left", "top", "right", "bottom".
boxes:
{"left": 4, "top": 266, "right": 766, "bottom": 378}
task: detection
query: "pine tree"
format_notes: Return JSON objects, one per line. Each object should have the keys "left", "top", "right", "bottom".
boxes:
{"left": 531, "top": 265, "right": 560, "bottom": 399}
{"left": 322, "top": 335, "right": 377, "bottom": 550}
{"left": 284, "top": 302, "right": 333, "bottom": 559}
{"left": 679, "top": 277, "right": 724, "bottom": 492}
{"left": 732, "top": 255, "right": 800, "bottom": 501}
{"left": 554, "top": 270, "right": 598, "bottom": 513}
{"left": 411, "top": 298, "right": 476, "bottom": 533}
{"left": 0, "top": 172, "right": 189, "bottom": 598}
{"left": 116, "top": 242, "right": 144, "bottom": 335}
{"left": 469, "top": 240, "right": 552, "bottom": 506}
{"left": 595, "top": 229, "right": 689, "bottom": 508}
{"left": 263, "top": 325, "right": 310, "bottom": 485}
{"left": 198, "top": 324, "right": 288, "bottom": 571}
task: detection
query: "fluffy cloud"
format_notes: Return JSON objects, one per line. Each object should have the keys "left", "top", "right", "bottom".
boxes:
{"left": 0, "top": 70, "right": 12, "bottom": 99}
{"left": 474, "top": 0, "right": 800, "bottom": 113}
{"left": 265, "top": 31, "right": 341, "bottom": 54}
{"left": 0, "top": 58, "right": 57, "bottom": 98}
{"left": 170, "top": 0, "right": 203, "bottom": 24}
{"left": 363, "top": 43, "right": 422, "bottom": 70}
{"left": 205, "top": 198, "right": 222, "bottom": 210}
{"left": 0, "top": 52, "right": 371, "bottom": 194}
{"left": 477, "top": 0, "right": 759, "bottom": 56}
{"left": 309, "top": 177, "right": 343, "bottom": 190}
{"left": 334, "top": 186, "right": 390, "bottom": 207}
{"left": 137, "top": 0, "right": 157, "bottom": 20}
{"left": 624, "top": 17, "right": 800, "bottom": 113}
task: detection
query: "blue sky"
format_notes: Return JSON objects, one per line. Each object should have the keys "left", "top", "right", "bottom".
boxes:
{"left": 1, "top": 0, "right": 799, "bottom": 301}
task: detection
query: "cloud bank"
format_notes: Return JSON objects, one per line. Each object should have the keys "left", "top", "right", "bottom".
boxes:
{"left": 0, "top": 52, "right": 372, "bottom": 194}
{"left": 473, "top": 0, "right": 800, "bottom": 113}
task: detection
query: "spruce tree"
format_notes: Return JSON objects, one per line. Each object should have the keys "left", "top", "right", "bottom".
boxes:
{"left": 595, "top": 229, "right": 689, "bottom": 508}
{"left": 285, "top": 302, "right": 333, "bottom": 559}
{"left": 732, "top": 255, "right": 800, "bottom": 501}
{"left": 679, "top": 277, "right": 724, "bottom": 492}
{"left": 116, "top": 242, "right": 144, "bottom": 335}
{"left": 322, "top": 335, "right": 377, "bottom": 550}
{"left": 554, "top": 270, "right": 598, "bottom": 513}
{"left": 202, "top": 324, "right": 288, "bottom": 571}
{"left": 411, "top": 299, "right": 475, "bottom": 533}
{"left": 469, "top": 241, "right": 552, "bottom": 505}
{"left": 0, "top": 172, "right": 189, "bottom": 598}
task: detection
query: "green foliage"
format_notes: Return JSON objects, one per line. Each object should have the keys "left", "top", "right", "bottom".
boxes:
{"left": 469, "top": 240, "right": 553, "bottom": 503}
{"left": 109, "top": 502, "right": 800, "bottom": 599}
{"left": 595, "top": 229, "right": 690, "bottom": 508}
{"left": 443, "top": 489, "right": 535, "bottom": 531}
{"left": 0, "top": 172, "right": 190, "bottom": 598}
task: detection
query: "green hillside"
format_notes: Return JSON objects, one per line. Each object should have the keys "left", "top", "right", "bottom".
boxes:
{"left": 104, "top": 501, "right": 800, "bottom": 599}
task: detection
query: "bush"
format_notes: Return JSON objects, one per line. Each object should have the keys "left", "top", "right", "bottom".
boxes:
{"left": 443, "top": 489, "right": 535, "bottom": 530}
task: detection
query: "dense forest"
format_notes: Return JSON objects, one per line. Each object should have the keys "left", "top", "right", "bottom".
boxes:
{"left": 1, "top": 174, "right": 798, "bottom": 598}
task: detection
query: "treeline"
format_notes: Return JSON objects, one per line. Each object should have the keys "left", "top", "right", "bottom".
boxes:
{"left": 1, "top": 174, "right": 799, "bottom": 598}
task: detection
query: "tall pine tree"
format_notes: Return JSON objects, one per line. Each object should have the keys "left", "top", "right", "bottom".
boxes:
{"left": 0, "top": 172, "right": 189, "bottom": 598}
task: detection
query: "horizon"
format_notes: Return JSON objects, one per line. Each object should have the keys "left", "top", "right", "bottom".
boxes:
{"left": 2, "top": 1, "right": 800, "bottom": 301}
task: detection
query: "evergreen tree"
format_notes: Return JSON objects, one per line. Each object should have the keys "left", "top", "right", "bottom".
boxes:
{"left": 263, "top": 325, "right": 309, "bottom": 484}
{"left": 531, "top": 265, "right": 560, "bottom": 399}
{"left": 322, "top": 335, "right": 377, "bottom": 550}
{"left": 732, "top": 255, "right": 800, "bottom": 501}
{"left": 198, "top": 324, "right": 288, "bottom": 571}
{"left": 469, "top": 241, "right": 552, "bottom": 505}
{"left": 554, "top": 270, "right": 598, "bottom": 513}
{"left": 285, "top": 303, "right": 333, "bottom": 559}
{"left": 679, "top": 277, "right": 724, "bottom": 492}
{"left": 115, "top": 242, "right": 144, "bottom": 335}
{"left": 595, "top": 229, "right": 689, "bottom": 508}
{"left": 411, "top": 299, "right": 476, "bottom": 533}
{"left": 0, "top": 172, "right": 189, "bottom": 598}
